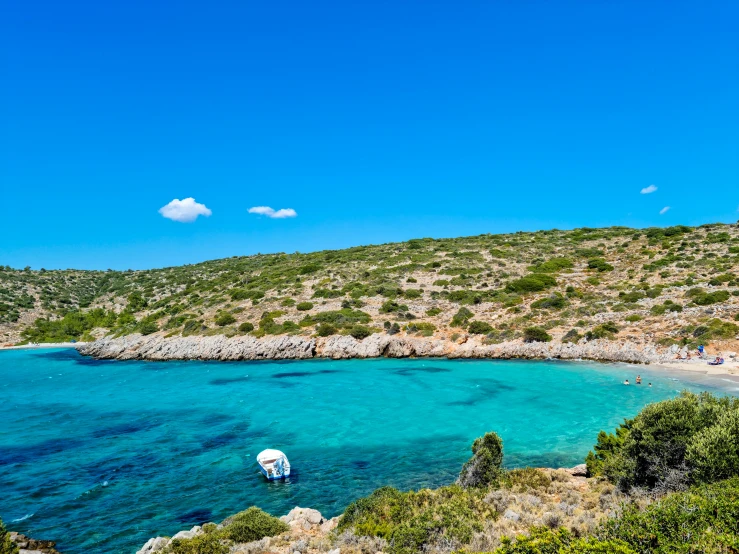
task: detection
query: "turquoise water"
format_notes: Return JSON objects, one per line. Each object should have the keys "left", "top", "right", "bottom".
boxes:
{"left": 1, "top": 349, "right": 736, "bottom": 553}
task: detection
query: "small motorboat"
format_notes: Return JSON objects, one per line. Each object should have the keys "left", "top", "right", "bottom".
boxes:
{"left": 257, "top": 449, "right": 291, "bottom": 480}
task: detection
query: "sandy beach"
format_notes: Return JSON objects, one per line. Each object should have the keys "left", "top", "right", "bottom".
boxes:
{"left": 655, "top": 358, "right": 739, "bottom": 381}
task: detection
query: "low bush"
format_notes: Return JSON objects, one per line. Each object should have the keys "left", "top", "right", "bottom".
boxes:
{"left": 598, "top": 478, "right": 739, "bottom": 553}
{"left": 624, "top": 314, "right": 642, "bottom": 322}
{"left": 215, "top": 312, "right": 236, "bottom": 326}
{"left": 561, "top": 329, "right": 581, "bottom": 343}
{"left": 505, "top": 274, "right": 557, "bottom": 294}
{"left": 685, "top": 288, "right": 730, "bottom": 306}
{"left": 0, "top": 517, "right": 19, "bottom": 554}
{"left": 468, "top": 320, "right": 493, "bottom": 334}
{"left": 450, "top": 307, "right": 474, "bottom": 327}
{"left": 348, "top": 325, "right": 373, "bottom": 339}
{"left": 426, "top": 307, "right": 442, "bottom": 316}
{"left": 494, "top": 527, "right": 636, "bottom": 554}
{"left": 237, "top": 322, "right": 254, "bottom": 334}
{"left": 166, "top": 534, "right": 228, "bottom": 554}
{"left": 296, "top": 301, "right": 314, "bottom": 311}
{"left": 585, "top": 321, "right": 619, "bottom": 340}
{"left": 528, "top": 257, "right": 574, "bottom": 273}
{"left": 587, "top": 258, "right": 614, "bottom": 272}
{"left": 222, "top": 507, "right": 289, "bottom": 543}
{"left": 523, "top": 327, "right": 552, "bottom": 343}
{"left": 531, "top": 293, "right": 567, "bottom": 310}
{"left": 316, "top": 323, "right": 338, "bottom": 337}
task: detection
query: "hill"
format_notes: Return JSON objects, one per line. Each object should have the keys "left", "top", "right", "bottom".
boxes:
{"left": 2, "top": 223, "right": 739, "bottom": 355}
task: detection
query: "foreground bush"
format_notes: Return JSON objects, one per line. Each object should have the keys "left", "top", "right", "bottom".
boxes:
{"left": 338, "top": 485, "right": 492, "bottom": 554}
{"left": 222, "top": 507, "right": 289, "bottom": 543}
{"left": 0, "top": 518, "right": 18, "bottom": 554}
{"left": 458, "top": 431, "right": 504, "bottom": 488}
{"left": 494, "top": 527, "right": 636, "bottom": 554}
{"left": 586, "top": 391, "right": 739, "bottom": 490}
{"left": 598, "top": 478, "right": 739, "bottom": 554}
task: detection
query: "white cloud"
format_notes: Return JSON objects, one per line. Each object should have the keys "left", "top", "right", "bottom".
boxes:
{"left": 659, "top": 206, "right": 670, "bottom": 215}
{"left": 159, "top": 197, "right": 212, "bottom": 222}
{"left": 641, "top": 184, "right": 658, "bottom": 194}
{"left": 248, "top": 206, "right": 297, "bottom": 219}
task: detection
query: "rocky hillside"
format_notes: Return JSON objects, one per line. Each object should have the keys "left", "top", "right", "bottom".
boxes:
{"left": 3, "top": 224, "right": 739, "bottom": 353}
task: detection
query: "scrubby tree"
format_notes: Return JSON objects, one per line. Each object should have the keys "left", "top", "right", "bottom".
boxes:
{"left": 458, "top": 431, "right": 504, "bottom": 488}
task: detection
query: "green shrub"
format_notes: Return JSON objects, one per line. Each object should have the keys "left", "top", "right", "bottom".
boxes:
{"left": 450, "top": 307, "right": 474, "bottom": 327}
{"left": 403, "top": 289, "right": 422, "bottom": 299}
{"left": 494, "top": 527, "right": 636, "bottom": 554}
{"left": 685, "top": 288, "right": 730, "bottom": 306}
{"left": 302, "top": 308, "right": 371, "bottom": 328}
{"left": 166, "top": 534, "right": 228, "bottom": 554}
{"left": 215, "top": 312, "right": 236, "bottom": 326}
{"left": 585, "top": 321, "right": 619, "bottom": 340}
{"left": 458, "top": 431, "right": 504, "bottom": 488}
{"left": 624, "top": 314, "right": 642, "bottom": 322}
{"left": 587, "top": 258, "right": 614, "bottom": 272}
{"left": 182, "top": 319, "right": 204, "bottom": 336}
{"left": 229, "top": 289, "right": 264, "bottom": 302}
{"left": 296, "top": 301, "right": 314, "bottom": 311}
{"left": 138, "top": 319, "right": 159, "bottom": 335}
{"left": 348, "top": 325, "right": 373, "bottom": 339}
{"left": 468, "top": 320, "right": 493, "bottom": 334}
{"left": 316, "top": 323, "right": 338, "bottom": 337}
{"left": 586, "top": 392, "right": 739, "bottom": 490}
{"left": 528, "top": 257, "right": 574, "bottom": 273}
{"left": 280, "top": 298, "right": 295, "bottom": 307}
{"left": 503, "top": 467, "right": 551, "bottom": 491}
{"left": 0, "top": 517, "right": 19, "bottom": 554}
{"left": 505, "top": 274, "right": 557, "bottom": 294}
{"left": 598, "top": 478, "right": 739, "bottom": 553}
{"left": 531, "top": 293, "right": 567, "bottom": 310}
{"left": 238, "top": 322, "right": 254, "bottom": 334}
{"left": 562, "top": 329, "right": 581, "bottom": 343}
{"left": 339, "top": 485, "right": 490, "bottom": 554}
{"left": 433, "top": 279, "right": 450, "bottom": 286}
{"left": 523, "top": 327, "right": 552, "bottom": 343}
{"left": 380, "top": 300, "right": 409, "bottom": 313}
{"left": 686, "top": 410, "right": 739, "bottom": 483}
{"left": 426, "top": 307, "right": 442, "bottom": 316}
{"left": 223, "top": 507, "right": 289, "bottom": 543}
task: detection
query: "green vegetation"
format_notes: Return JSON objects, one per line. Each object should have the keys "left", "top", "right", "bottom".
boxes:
{"left": 334, "top": 393, "right": 739, "bottom": 554}
{"left": 458, "top": 431, "right": 504, "bottom": 488}
{"left": 0, "top": 518, "right": 18, "bottom": 554}
{"left": 523, "top": 327, "right": 552, "bottom": 343}
{"left": 2, "top": 224, "right": 737, "bottom": 348}
{"left": 164, "top": 507, "right": 288, "bottom": 553}
{"left": 586, "top": 391, "right": 739, "bottom": 490}
{"left": 468, "top": 320, "right": 494, "bottom": 334}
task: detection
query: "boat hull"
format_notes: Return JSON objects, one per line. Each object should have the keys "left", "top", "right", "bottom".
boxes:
{"left": 259, "top": 465, "right": 290, "bottom": 480}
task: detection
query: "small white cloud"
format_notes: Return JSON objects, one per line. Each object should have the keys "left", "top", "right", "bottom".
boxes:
{"left": 641, "top": 184, "right": 658, "bottom": 194}
{"left": 159, "top": 197, "right": 212, "bottom": 222}
{"left": 659, "top": 206, "right": 670, "bottom": 215}
{"left": 248, "top": 206, "right": 297, "bottom": 219}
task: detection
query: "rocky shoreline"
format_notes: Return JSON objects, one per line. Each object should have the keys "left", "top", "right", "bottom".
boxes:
{"left": 78, "top": 332, "right": 671, "bottom": 365}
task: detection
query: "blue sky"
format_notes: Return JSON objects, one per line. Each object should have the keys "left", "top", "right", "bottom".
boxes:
{"left": 1, "top": 0, "right": 737, "bottom": 270}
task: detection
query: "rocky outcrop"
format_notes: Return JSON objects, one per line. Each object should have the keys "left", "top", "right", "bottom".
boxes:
{"left": 8, "top": 532, "right": 61, "bottom": 554}
{"left": 136, "top": 507, "right": 338, "bottom": 554}
{"left": 79, "top": 332, "right": 670, "bottom": 365}
{"left": 79, "top": 334, "right": 315, "bottom": 361}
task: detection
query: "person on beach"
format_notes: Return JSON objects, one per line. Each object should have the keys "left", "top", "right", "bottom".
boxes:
{"left": 698, "top": 345, "right": 705, "bottom": 357}
{"left": 636, "top": 375, "right": 642, "bottom": 385}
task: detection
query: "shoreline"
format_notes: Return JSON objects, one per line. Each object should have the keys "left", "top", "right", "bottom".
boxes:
{"left": 76, "top": 333, "right": 739, "bottom": 380}
{"left": 0, "top": 342, "right": 88, "bottom": 351}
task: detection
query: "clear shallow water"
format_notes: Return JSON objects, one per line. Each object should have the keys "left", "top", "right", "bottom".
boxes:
{"left": 1, "top": 349, "right": 736, "bottom": 553}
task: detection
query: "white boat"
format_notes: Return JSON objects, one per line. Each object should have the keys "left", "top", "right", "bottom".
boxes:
{"left": 257, "top": 449, "right": 291, "bottom": 480}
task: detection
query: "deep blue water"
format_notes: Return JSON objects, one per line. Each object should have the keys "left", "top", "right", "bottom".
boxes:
{"left": 1, "top": 349, "right": 736, "bottom": 553}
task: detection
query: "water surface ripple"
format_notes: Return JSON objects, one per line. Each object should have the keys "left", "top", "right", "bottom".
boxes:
{"left": 1, "top": 349, "right": 735, "bottom": 553}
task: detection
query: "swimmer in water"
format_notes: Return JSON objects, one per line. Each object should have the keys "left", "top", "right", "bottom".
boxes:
{"left": 624, "top": 379, "right": 630, "bottom": 385}
{"left": 648, "top": 383, "right": 652, "bottom": 387}
{"left": 636, "top": 375, "right": 642, "bottom": 385}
